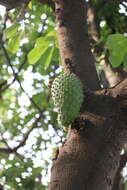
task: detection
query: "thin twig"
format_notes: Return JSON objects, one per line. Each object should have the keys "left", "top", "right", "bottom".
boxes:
{"left": 17, "top": 77, "right": 43, "bottom": 112}
{"left": 0, "top": 40, "right": 43, "bottom": 112}
{"left": 13, "top": 113, "right": 44, "bottom": 151}
{"left": 0, "top": 80, "right": 7, "bottom": 89}
{"left": 1, "top": 135, "right": 10, "bottom": 149}
{"left": 0, "top": 114, "right": 44, "bottom": 159}
{"left": 0, "top": 78, "right": 16, "bottom": 94}
{"left": 0, "top": 48, "right": 28, "bottom": 93}
{"left": 0, "top": 41, "right": 16, "bottom": 76}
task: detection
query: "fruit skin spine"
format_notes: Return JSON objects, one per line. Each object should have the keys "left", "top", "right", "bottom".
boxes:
{"left": 51, "top": 73, "right": 84, "bottom": 127}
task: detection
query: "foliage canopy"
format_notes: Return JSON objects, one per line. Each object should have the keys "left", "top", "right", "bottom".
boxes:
{"left": 0, "top": 0, "right": 127, "bottom": 190}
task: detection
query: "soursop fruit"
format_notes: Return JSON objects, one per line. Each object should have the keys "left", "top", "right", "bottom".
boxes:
{"left": 51, "top": 73, "right": 84, "bottom": 126}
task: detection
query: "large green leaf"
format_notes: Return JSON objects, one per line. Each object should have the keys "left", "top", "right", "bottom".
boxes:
{"left": 44, "top": 46, "right": 55, "bottom": 69}
{"left": 28, "top": 45, "right": 48, "bottom": 64}
{"left": 123, "top": 54, "right": 127, "bottom": 69}
{"left": 8, "top": 33, "right": 21, "bottom": 54}
{"left": 28, "top": 27, "right": 57, "bottom": 65}
{"left": 4, "top": 24, "right": 20, "bottom": 39}
{"left": 46, "top": 30, "right": 57, "bottom": 40}
{"left": 106, "top": 34, "right": 127, "bottom": 50}
{"left": 52, "top": 47, "right": 59, "bottom": 61}
{"left": 106, "top": 34, "right": 127, "bottom": 67}
{"left": 36, "top": 36, "right": 55, "bottom": 46}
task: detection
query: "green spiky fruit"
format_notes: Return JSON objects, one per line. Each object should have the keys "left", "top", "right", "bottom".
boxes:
{"left": 51, "top": 73, "right": 84, "bottom": 126}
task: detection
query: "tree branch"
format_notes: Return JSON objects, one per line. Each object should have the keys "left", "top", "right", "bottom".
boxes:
{"left": 54, "top": 0, "right": 100, "bottom": 90}
{"left": 109, "top": 78, "right": 127, "bottom": 98}
{"left": 86, "top": 0, "right": 127, "bottom": 88}
{"left": 0, "top": 80, "right": 7, "bottom": 90}
{"left": 86, "top": 0, "right": 100, "bottom": 42}
{"left": 1, "top": 135, "right": 10, "bottom": 149}
{"left": 0, "top": 113, "right": 44, "bottom": 159}
{"left": 0, "top": 38, "right": 43, "bottom": 112}
{"left": 80, "top": 78, "right": 127, "bottom": 127}
{"left": 112, "top": 152, "right": 127, "bottom": 190}
{"left": 0, "top": 0, "right": 30, "bottom": 9}
{"left": 0, "top": 148, "right": 13, "bottom": 154}
{"left": 13, "top": 113, "right": 44, "bottom": 151}
{"left": 0, "top": 47, "right": 30, "bottom": 94}
{"left": 0, "top": 147, "right": 24, "bottom": 161}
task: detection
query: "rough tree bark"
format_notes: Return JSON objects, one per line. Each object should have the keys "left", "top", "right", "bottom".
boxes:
{"left": 0, "top": 0, "right": 30, "bottom": 9}
{"left": 54, "top": 0, "right": 100, "bottom": 90}
{"left": 48, "top": 0, "right": 127, "bottom": 190}
{"left": 1, "top": 0, "right": 127, "bottom": 189}
{"left": 112, "top": 152, "right": 127, "bottom": 190}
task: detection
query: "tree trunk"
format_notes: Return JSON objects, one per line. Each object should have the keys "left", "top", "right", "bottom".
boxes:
{"left": 55, "top": 0, "right": 100, "bottom": 90}
{"left": 49, "top": 83, "right": 127, "bottom": 190}
{"left": 48, "top": 0, "right": 127, "bottom": 190}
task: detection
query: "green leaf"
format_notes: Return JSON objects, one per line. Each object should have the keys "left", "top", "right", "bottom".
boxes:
{"left": 4, "top": 24, "right": 20, "bottom": 39}
{"left": 52, "top": 47, "right": 59, "bottom": 61}
{"left": 36, "top": 30, "right": 57, "bottom": 46}
{"left": 124, "top": 182, "right": 127, "bottom": 190}
{"left": 123, "top": 54, "right": 127, "bottom": 69}
{"left": 37, "top": 46, "right": 55, "bottom": 70}
{"left": 36, "top": 36, "right": 47, "bottom": 46}
{"left": 28, "top": 29, "right": 57, "bottom": 65}
{"left": 46, "top": 30, "right": 57, "bottom": 39}
{"left": 106, "top": 34, "right": 127, "bottom": 50}
{"left": 106, "top": 34, "right": 127, "bottom": 67}
{"left": 44, "top": 46, "right": 55, "bottom": 69}
{"left": 36, "top": 36, "right": 55, "bottom": 46}
{"left": 28, "top": 1, "right": 32, "bottom": 9}
{"left": 35, "top": 46, "right": 56, "bottom": 74}
{"left": 8, "top": 33, "right": 21, "bottom": 54}
{"left": 28, "top": 45, "right": 48, "bottom": 64}
{"left": 109, "top": 54, "right": 121, "bottom": 68}
{"left": 28, "top": 33, "right": 55, "bottom": 65}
